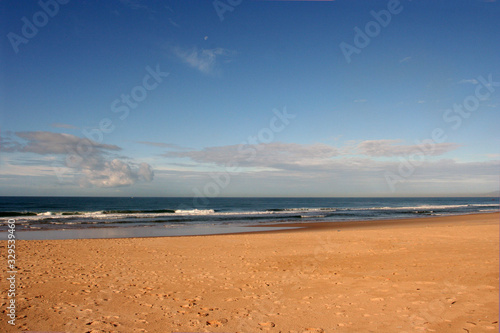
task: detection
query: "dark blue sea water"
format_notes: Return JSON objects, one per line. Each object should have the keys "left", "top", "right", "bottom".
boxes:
{"left": 0, "top": 197, "right": 498, "bottom": 239}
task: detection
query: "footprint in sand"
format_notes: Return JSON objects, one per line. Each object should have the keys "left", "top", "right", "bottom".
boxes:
{"left": 206, "top": 318, "right": 228, "bottom": 327}
{"left": 259, "top": 321, "right": 276, "bottom": 328}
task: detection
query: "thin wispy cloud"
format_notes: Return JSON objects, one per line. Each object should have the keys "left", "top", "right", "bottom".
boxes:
{"left": 399, "top": 56, "right": 412, "bottom": 63}
{"left": 117, "top": 0, "right": 164, "bottom": 20}
{"left": 168, "top": 18, "right": 180, "bottom": 28}
{"left": 138, "top": 141, "right": 190, "bottom": 150}
{"left": 51, "top": 123, "right": 78, "bottom": 129}
{"left": 166, "top": 139, "right": 461, "bottom": 171}
{"left": 166, "top": 142, "right": 339, "bottom": 168}
{"left": 1, "top": 131, "right": 120, "bottom": 154}
{"left": 172, "top": 46, "right": 236, "bottom": 75}
{"left": 458, "top": 79, "right": 479, "bottom": 84}
{"left": 118, "top": 0, "right": 149, "bottom": 10}
{"left": 356, "top": 139, "right": 460, "bottom": 157}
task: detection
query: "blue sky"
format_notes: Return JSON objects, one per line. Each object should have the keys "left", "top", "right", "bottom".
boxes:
{"left": 0, "top": 0, "right": 499, "bottom": 197}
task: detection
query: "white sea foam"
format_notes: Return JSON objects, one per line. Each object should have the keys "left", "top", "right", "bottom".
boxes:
{"left": 367, "top": 203, "right": 498, "bottom": 210}
{"left": 174, "top": 209, "right": 215, "bottom": 215}
{"left": 9, "top": 203, "right": 498, "bottom": 224}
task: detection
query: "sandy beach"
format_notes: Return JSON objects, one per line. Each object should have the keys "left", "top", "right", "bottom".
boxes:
{"left": 1, "top": 213, "right": 498, "bottom": 332}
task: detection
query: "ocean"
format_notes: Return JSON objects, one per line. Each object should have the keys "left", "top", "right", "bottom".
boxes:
{"left": 1, "top": 196, "right": 498, "bottom": 240}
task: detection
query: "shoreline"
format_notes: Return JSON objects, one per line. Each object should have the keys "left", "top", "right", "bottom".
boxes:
{"left": 251, "top": 211, "right": 499, "bottom": 233}
{"left": 1, "top": 211, "right": 498, "bottom": 240}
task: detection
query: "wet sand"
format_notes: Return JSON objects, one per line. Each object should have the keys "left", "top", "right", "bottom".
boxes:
{"left": 1, "top": 213, "right": 498, "bottom": 332}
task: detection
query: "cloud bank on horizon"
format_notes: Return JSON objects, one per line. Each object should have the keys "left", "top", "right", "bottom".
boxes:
{"left": 3, "top": 129, "right": 497, "bottom": 197}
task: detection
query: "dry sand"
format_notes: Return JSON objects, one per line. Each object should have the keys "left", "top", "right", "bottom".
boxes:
{"left": 1, "top": 213, "right": 498, "bottom": 332}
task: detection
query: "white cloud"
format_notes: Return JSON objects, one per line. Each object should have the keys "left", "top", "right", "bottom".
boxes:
{"left": 172, "top": 46, "right": 236, "bottom": 74}
{"left": 138, "top": 162, "right": 154, "bottom": 182}
{"left": 79, "top": 159, "right": 153, "bottom": 188}
{"left": 2, "top": 131, "right": 154, "bottom": 188}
